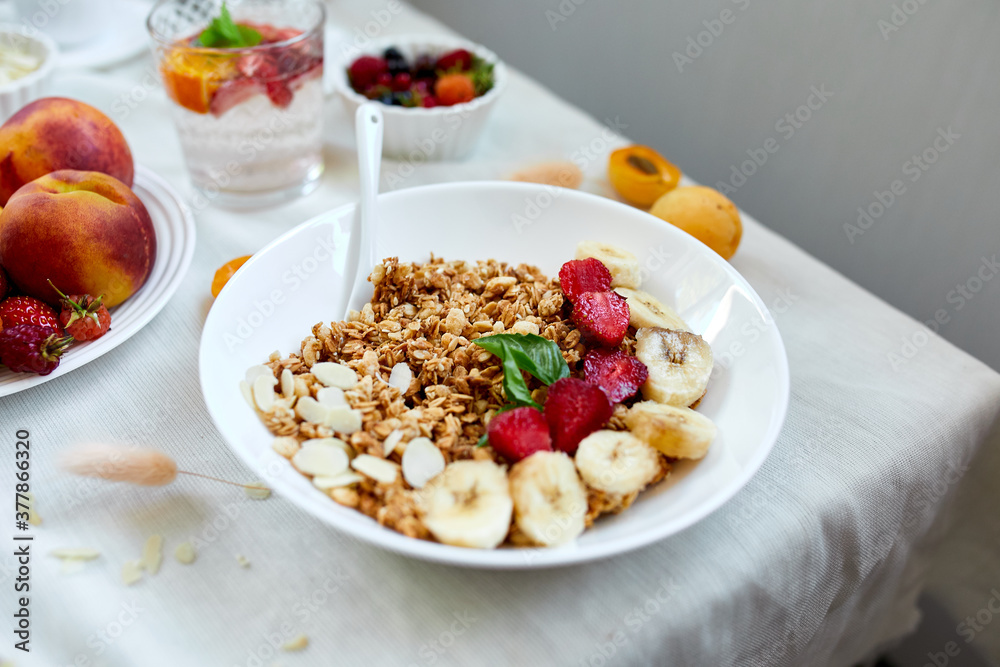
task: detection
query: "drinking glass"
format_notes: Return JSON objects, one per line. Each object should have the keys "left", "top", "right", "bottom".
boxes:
{"left": 147, "top": 0, "right": 325, "bottom": 207}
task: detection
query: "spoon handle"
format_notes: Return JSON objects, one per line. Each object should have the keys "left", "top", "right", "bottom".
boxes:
{"left": 355, "top": 103, "right": 383, "bottom": 274}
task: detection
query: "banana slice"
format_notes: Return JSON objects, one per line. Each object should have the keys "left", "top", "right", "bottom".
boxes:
{"left": 625, "top": 402, "right": 717, "bottom": 460}
{"left": 575, "top": 241, "right": 642, "bottom": 289}
{"left": 635, "top": 327, "right": 712, "bottom": 406}
{"left": 614, "top": 287, "right": 690, "bottom": 332}
{"left": 419, "top": 461, "right": 513, "bottom": 549}
{"left": 509, "top": 451, "right": 587, "bottom": 547}
{"left": 574, "top": 430, "right": 661, "bottom": 496}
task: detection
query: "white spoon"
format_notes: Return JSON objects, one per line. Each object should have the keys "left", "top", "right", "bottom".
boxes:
{"left": 345, "top": 103, "right": 384, "bottom": 317}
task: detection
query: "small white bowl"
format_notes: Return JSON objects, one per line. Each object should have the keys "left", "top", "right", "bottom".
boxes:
{"left": 334, "top": 34, "right": 507, "bottom": 161}
{"left": 0, "top": 25, "right": 58, "bottom": 123}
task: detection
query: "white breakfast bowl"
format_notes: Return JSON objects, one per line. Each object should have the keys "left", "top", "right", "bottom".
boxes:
{"left": 199, "top": 181, "right": 790, "bottom": 569}
{"left": 0, "top": 25, "right": 57, "bottom": 123}
{"left": 334, "top": 34, "right": 507, "bottom": 161}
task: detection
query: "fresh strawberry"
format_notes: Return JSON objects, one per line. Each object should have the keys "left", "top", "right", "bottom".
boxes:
{"left": 210, "top": 78, "right": 266, "bottom": 116}
{"left": 0, "top": 324, "right": 72, "bottom": 375}
{"left": 583, "top": 349, "right": 648, "bottom": 404}
{"left": 435, "top": 48, "right": 473, "bottom": 72}
{"left": 543, "top": 377, "right": 612, "bottom": 454}
{"left": 558, "top": 258, "right": 612, "bottom": 303}
{"left": 434, "top": 73, "right": 475, "bottom": 105}
{"left": 571, "top": 291, "right": 630, "bottom": 347}
{"left": 0, "top": 296, "right": 62, "bottom": 333}
{"left": 348, "top": 55, "right": 388, "bottom": 90}
{"left": 487, "top": 407, "right": 553, "bottom": 462}
{"left": 266, "top": 81, "right": 293, "bottom": 108}
{"left": 49, "top": 281, "right": 111, "bottom": 342}
{"left": 237, "top": 52, "right": 278, "bottom": 79}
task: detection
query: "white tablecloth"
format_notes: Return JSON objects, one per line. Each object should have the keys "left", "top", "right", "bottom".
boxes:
{"left": 4, "top": 2, "right": 1000, "bottom": 666}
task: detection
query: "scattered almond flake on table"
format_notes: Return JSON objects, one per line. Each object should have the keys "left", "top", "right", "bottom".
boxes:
{"left": 281, "top": 634, "right": 309, "bottom": 651}
{"left": 51, "top": 548, "right": 101, "bottom": 560}
{"left": 236, "top": 554, "right": 251, "bottom": 568}
{"left": 244, "top": 481, "right": 271, "bottom": 500}
{"left": 174, "top": 542, "right": 196, "bottom": 565}
{"left": 25, "top": 492, "right": 41, "bottom": 526}
{"left": 122, "top": 560, "right": 143, "bottom": 586}
{"left": 141, "top": 534, "right": 163, "bottom": 574}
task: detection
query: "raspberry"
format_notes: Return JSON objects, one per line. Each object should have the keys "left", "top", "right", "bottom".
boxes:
{"left": 0, "top": 324, "right": 72, "bottom": 375}
{"left": 347, "top": 55, "right": 388, "bottom": 90}
{"left": 558, "top": 258, "right": 612, "bottom": 303}
{"left": 543, "top": 378, "right": 612, "bottom": 454}
{"left": 0, "top": 296, "right": 62, "bottom": 333}
{"left": 486, "top": 407, "right": 552, "bottom": 462}
{"left": 435, "top": 49, "right": 473, "bottom": 72}
{"left": 571, "top": 291, "right": 630, "bottom": 347}
{"left": 583, "top": 349, "right": 649, "bottom": 404}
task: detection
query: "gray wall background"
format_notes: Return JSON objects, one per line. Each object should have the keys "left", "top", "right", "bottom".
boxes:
{"left": 412, "top": 0, "right": 1000, "bottom": 371}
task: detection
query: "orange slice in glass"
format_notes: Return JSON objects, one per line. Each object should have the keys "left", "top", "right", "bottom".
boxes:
{"left": 161, "top": 48, "right": 239, "bottom": 115}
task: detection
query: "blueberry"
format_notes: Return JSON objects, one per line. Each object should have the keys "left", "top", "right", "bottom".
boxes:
{"left": 383, "top": 47, "right": 404, "bottom": 61}
{"left": 392, "top": 91, "right": 414, "bottom": 107}
{"left": 378, "top": 93, "right": 394, "bottom": 105}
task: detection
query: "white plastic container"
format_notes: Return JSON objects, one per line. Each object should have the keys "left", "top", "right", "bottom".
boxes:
{"left": 334, "top": 34, "right": 507, "bottom": 161}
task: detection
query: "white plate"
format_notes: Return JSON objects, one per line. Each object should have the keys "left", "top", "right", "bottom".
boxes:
{"left": 199, "top": 182, "right": 789, "bottom": 569}
{"left": 56, "top": 0, "right": 150, "bottom": 71}
{"left": 0, "top": 165, "right": 195, "bottom": 396}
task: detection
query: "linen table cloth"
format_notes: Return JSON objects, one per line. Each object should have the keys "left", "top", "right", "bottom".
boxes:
{"left": 3, "top": 1, "right": 1000, "bottom": 666}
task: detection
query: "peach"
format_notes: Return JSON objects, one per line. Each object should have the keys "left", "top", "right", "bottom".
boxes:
{"left": 0, "top": 170, "right": 156, "bottom": 307}
{"left": 0, "top": 97, "right": 134, "bottom": 206}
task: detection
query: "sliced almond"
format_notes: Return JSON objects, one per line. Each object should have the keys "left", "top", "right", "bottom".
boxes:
{"left": 245, "top": 364, "right": 273, "bottom": 385}
{"left": 244, "top": 481, "right": 271, "bottom": 500}
{"left": 272, "top": 436, "right": 301, "bottom": 459}
{"left": 236, "top": 554, "right": 251, "bottom": 568}
{"left": 280, "top": 368, "right": 294, "bottom": 398}
{"left": 312, "top": 472, "right": 364, "bottom": 490}
{"left": 351, "top": 454, "right": 399, "bottom": 484}
{"left": 122, "top": 560, "right": 143, "bottom": 585}
{"left": 252, "top": 374, "right": 277, "bottom": 412}
{"left": 388, "top": 363, "right": 413, "bottom": 391}
{"left": 316, "top": 386, "right": 347, "bottom": 407}
{"left": 51, "top": 548, "right": 100, "bottom": 560}
{"left": 239, "top": 380, "right": 254, "bottom": 408}
{"left": 282, "top": 634, "right": 309, "bottom": 651}
{"left": 174, "top": 542, "right": 196, "bottom": 565}
{"left": 325, "top": 407, "right": 363, "bottom": 434}
{"left": 401, "top": 437, "right": 446, "bottom": 489}
{"left": 295, "top": 396, "right": 330, "bottom": 424}
{"left": 292, "top": 442, "right": 350, "bottom": 477}
{"left": 302, "top": 437, "right": 353, "bottom": 458}
{"left": 141, "top": 534, "right": 163, "bottom": 574}
{"left": 382, "top": 429, "right": 404, "bottom": 457}
{"left": 311, "top": 362, "right": 358, "bottom": 389}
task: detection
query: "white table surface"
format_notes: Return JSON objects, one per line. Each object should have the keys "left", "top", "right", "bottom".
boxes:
{"left": 3, "top": 2, "right": 1000, "bottom": 666}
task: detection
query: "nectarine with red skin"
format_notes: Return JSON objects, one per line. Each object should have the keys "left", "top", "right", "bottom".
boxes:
{"left": 0, "top": 170, "right": 156, "bottom": 307}
{"left": 0, "top": 97, "right": 134, "bottom": 206}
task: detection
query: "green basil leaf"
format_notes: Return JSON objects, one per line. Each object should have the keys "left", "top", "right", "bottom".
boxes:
{"left": 476, "top": 433, "right": 489, "bottom": 448}
{"left": 500, "top": 357, "right": 540, "bottom": 409}
{"left": 473, "top": 333, "right": 568, "bottom": 407}
{"left": 198, "top": 2, "right": 261, "bottom": 48}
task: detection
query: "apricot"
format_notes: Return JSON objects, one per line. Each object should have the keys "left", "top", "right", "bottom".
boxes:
{"left": 649, "top": 186, "right": 742, "bottom": 260}
{"left": 608, "top": 146, "right": 681, "bottom": 207}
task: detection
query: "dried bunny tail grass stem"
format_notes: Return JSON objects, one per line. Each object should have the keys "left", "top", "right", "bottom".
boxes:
{"left": 58, "top": 443, "right": 268, "bottom": 490}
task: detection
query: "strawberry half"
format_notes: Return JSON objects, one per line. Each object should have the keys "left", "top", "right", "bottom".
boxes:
{"left": 583, "top": 348, "right": 648, "bottom": 404}
{"left": 558, "top": 258, "right": 612, "bottom": 303}
{"left": 487, "top": 407, "right": 553, "bottom": 462}
{"left": 0, "top": 296, "right": 62, "bottom": 333}
{"left": 543, "top": 377, "right": 612, "bottom": 454}
{"left": 571, "top": 290, "right": 630, "bottom": 347}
